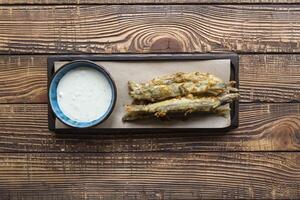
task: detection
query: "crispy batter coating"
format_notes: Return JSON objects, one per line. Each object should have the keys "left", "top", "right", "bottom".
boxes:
{"left": 124, "top": 72, "right": 239, "bottom": 121}
{"left": 129, "top": 72, "right": 236, "bottom": 102}
{"left": 122, "top": 93, "right": 239, "bottom": 121}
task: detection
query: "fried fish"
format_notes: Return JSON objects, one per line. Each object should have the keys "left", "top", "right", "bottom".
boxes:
{"left": 129, "top": 72, "right": 237, "bottom": 102}
{"left": 122, "top": 93, "right": 239, "bottom": 121}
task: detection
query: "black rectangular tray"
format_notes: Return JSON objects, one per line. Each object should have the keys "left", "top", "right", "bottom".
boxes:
{"left": 48, "top": 54, "right": 239, "bottom": 133}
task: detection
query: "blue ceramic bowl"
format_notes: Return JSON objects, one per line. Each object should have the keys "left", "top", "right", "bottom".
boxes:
{"left": 49, "top": 60, "right": 117, "bottom": 128}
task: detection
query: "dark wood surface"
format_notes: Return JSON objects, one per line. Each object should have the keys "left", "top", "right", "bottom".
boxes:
{"left": 1, "top": 0, "right": 300, "bottom": 4}
{"left": 1, "top": 5, "right": 300, "bottom": 54}
{"left": 0, "top": 153, "right": 299, "bottom": 199}
{"left": 0, "top": 1, "right": 299, "bottom": 200}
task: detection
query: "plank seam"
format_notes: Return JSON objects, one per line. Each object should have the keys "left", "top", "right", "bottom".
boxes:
{"left": 1, "top": 3, "right": 300, "bottom": 6}
{"left": 0, "top": 150, "right": 299, "bottom": 153}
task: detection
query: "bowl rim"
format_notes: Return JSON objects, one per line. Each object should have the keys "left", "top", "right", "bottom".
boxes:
{"left": 48, "top": 60, "right": 117, "bottom": 128}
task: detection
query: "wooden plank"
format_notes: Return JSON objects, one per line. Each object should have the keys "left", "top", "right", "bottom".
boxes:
{"left": 0, "top": 5, "right": 300, "bottom": 54}
{"left": 0, "top": 103, "right": 299, "bottom": 152}
{"left": 0, "top": 152, "right": 299, "bottom": 199}
{"left": 0, "top": 56, "right": 47, "bottom": 103}
{"left": 239, "top": 54, "right": 300, "bottom": 103}
{"left": 1, "top": 0, "right": 300, "bottom": 4}
{"left": 0, "top": 55, "right": 299, "bottom": 104}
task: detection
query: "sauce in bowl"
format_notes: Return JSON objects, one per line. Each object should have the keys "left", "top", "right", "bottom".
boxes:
{"left": 57, "top": 67, "right": 113, "bottom": 122}
{"left": 49, "top": 61, "right": 116, "bottom": 128}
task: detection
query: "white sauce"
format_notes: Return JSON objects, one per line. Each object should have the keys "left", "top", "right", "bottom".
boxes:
{"left": 57, "top": 67, "right": 113, "bottom": 122}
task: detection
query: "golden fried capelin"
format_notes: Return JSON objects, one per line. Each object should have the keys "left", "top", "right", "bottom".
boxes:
{"left": 128, "top": 72, "right": 237, "bottom": 102}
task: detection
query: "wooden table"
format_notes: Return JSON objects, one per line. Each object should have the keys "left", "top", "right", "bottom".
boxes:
{"left": 0, "top": 1, "right": 299, "bottom": 199}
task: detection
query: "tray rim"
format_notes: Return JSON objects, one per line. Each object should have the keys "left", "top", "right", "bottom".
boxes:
{"left": 48, "top": 53, "right": 239, "bottom": 134}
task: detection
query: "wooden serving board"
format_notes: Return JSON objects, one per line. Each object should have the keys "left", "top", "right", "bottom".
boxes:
{"left": 48, "top": 54, "right": 239, "bottom": 133}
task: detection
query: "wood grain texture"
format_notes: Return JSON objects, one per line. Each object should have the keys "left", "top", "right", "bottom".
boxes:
{"left": 239, "top": 54, "right": 300, "bottom": 102}
{"left": 0, "top": 56, "right": 47, "bottom": 103}
{"left": 0, "top": 2, "right": 299, "bottom": 199}
{"left": 1, "top": 0, "right": 300, "bottom": 4}
{"left": 1, "top": 55, "right": 299, "bottom": 103}
{"left": 0, "top": 5, "right": 300, "bottom": 54}
{"left": 0, "top": 103, "right": 299, "bottom": 152}
{"left": 0, "top": 152, "right": 299, "bottom": 199}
